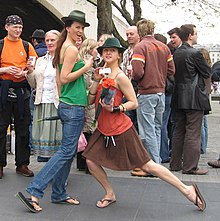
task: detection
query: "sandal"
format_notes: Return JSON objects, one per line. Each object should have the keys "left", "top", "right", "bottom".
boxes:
{"left": 96, "top": 198, "right": 116, "bottom": 208}
{"left": 192, "top": 183, "right": 206, "bottom": 211}
{"left": 16, "top": 192, "right": 42, "bottom": 213}
{"left": 52, "top": 196, "right": 80, "bottom": 205}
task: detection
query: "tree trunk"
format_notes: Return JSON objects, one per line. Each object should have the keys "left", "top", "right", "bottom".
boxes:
{"left": 97, "top": 0, "right": 113, "bottom": 39}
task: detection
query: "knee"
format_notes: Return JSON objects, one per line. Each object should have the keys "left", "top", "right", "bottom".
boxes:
{"left": 86, "top": 159, "right": 93, "bottom": 167}
{"left": 142, "top": 160, "right": 156, "bottom": 173}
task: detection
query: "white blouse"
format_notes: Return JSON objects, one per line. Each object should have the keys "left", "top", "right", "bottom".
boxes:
{"left": 41, "top": 55, "right": 56, "bottom": 103}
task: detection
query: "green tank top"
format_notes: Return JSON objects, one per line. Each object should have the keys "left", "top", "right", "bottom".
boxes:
{"left": 59, "top": 60, "right": 88, "bottom": 106}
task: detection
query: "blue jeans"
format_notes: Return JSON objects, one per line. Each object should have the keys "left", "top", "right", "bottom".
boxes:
{"left": 26, "top": 102, "right": 85, "bottom": 201}
{"left": 201, "top": 115, "right": 208, "bottom": 154}
{"left": 137, "top": 94, "right": 165, "bottom": 163}
{"left": 160, "top": 95, "right": 172, "bottom": 162}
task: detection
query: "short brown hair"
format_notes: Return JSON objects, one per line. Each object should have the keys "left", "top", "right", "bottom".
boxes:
{"left": 154, "top": 33, "right": 167, "bottom": 44}
{"left": 179, "top": 24, "right": 196, "bottom": 42}
{"left": 167, "top": 27, "right": 181, "bottom": 36}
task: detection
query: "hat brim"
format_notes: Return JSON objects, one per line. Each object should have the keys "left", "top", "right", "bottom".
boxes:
{"left": 61, "top": 17, "right": 90, "bottom": 27}
{"left": 97, "top": 46, "right": 126, "bottom": 55}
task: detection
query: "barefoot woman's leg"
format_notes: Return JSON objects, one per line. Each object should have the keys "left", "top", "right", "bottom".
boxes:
{"left": 86, "top": 159, "right": 116, "bottom": 207}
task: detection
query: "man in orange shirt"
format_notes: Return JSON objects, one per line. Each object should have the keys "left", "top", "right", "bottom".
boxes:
{"left": 0, "top": 15, "right": 37, "bottom": 179}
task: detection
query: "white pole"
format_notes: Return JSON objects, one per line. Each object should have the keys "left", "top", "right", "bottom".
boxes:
{"left": 11, "top": 124, "right": 15, "bottom": 155}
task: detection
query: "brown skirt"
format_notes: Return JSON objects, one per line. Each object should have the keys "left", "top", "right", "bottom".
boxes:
{"left": 83, "top": 126, "right": 151, "bottom": 171}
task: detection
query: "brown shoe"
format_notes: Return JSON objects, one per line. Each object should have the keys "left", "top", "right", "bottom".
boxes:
{"left": 131, "top": 169, "right": 155, "bottom": 177}
{"left": 16, "top": 165, "right": 34, "bottom": 177}
{"left": 182, "top": 168, "right": 208, "bottom": 175}
{"left": 0, "top": 166, "right": 3, "bottom": 179}
{"left": 207, "top": 160, "right": 220, "bottom": 168}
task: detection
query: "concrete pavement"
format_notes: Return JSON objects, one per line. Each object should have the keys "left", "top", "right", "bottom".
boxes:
{"left": 1, "top": 101, "right": 220, "bottom": 220}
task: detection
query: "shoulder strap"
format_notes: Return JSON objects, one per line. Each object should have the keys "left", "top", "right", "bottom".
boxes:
{"left": 0, "top": 39, "right": 4, "bottom": 65}
{"left": 114, "top": 71, "right": 124, "bottom": 80}
{"left": 63, "top": 44, "right": 74, "bottom": 55}
{"left": 22, "top": 40, "right": 29, "bottom": 60}
{"left": 61, "top": 44, "right": 75, "bottom": 63}
{"left": 0, "top": 39, "right": 4, "bottom": 56}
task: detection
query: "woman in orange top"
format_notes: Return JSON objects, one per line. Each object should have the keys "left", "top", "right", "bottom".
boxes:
{"left": 83, "top": 38, "right": 206, "bottom": 211}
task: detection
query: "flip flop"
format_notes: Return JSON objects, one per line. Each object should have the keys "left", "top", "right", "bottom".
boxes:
{"left": 52, "top": 196, "right": 80, "bottom": 205}
{"left": 96, "top": 198, "right": 116, "bottom": 208}
{"left": 16, "top": 192, "right": 42, "bottom": 213}
{"left": 192, "top": 183, "right": 206, "bottom": 211}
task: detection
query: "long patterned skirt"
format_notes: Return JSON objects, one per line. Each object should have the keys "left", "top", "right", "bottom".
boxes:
{"left": 32, "top": 103, "right": 62, "bottom": 157}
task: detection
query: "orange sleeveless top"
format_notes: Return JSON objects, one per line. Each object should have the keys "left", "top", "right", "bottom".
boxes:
{"left": 95, "top": 77, "right": 132, "bottom": 136}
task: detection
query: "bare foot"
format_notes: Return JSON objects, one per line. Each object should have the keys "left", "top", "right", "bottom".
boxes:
{"left": 31, "top": 196, "right": 42, "bottom": 212}
{"left": 65, "top": 197, "right": 80, "bottom": 205}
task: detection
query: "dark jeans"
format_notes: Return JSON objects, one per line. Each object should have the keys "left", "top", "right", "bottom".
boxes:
{"left": 160, "top": 95, "right": 172, "bottom": 162}
{"left": 0, "top": 99, "right": 31, "bottom": 167}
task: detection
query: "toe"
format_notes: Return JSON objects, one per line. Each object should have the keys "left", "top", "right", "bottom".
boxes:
{"left": 66, "top": 198, "right": 80, "bottom": 205}
{"left": 32, "top": 202, "right": 42, "bottom": 211}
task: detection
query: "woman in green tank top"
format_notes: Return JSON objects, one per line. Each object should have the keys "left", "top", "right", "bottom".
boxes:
{"left": 17, "top": 10, "right": 94, "bottom": 212}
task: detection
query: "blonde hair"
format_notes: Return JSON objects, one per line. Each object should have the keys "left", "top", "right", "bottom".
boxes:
{"left": 79, "top": 38, "right": 98, "bottom": 58}
{"left": 136, "top": 19, "right": 155, "bottom": 37}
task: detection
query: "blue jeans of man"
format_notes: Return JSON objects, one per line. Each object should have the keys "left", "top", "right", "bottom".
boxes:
{"left": 26, "top": 102, "right": 85, "bottom": 201}
{"left": 160, "top": 94, "right": 172, "bottom": 162}
{"left": 201, "top": 115, "right": 208, "bottom": 154}
{"left": 137, "top": 94, "right": 165, "bottom": 163}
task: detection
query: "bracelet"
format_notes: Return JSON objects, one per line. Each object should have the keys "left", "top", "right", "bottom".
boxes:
{"left": 88, "top": 91, "right": 97, "bottom": 96}
{"left": 120, "top": 103, "right": 127, "bottom": 112}
{"left": 112, "top": 106, "right": 120, "bottom": 113}
{"left": 93, "top": 79, "right": 100, "bottom": 83}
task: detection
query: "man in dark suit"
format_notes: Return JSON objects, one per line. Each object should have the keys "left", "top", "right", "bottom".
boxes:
{"left": 170, "top": 24, "right": 211, "bottom": 175}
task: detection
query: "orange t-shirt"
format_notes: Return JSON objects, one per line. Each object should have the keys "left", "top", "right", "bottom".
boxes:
{"left": 0, "top": 37, "right": 37, "bottom": 82}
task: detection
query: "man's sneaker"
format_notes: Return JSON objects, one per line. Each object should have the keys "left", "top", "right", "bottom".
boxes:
{"left": 16, "top": 165, "right": 34, "bottom": 177}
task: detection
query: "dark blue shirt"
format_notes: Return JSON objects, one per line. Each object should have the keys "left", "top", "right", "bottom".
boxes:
{"left": 35, "top": 42, "right": 47, "bottom": 57}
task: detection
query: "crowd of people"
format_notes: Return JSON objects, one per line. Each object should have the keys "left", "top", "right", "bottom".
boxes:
{"left": 0, "top": 9, "right": 219, "bottom": 215}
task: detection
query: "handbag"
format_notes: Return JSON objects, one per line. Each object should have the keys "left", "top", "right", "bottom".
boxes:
{"left": 77, "top": 132, "right": 87, "bottom": 152}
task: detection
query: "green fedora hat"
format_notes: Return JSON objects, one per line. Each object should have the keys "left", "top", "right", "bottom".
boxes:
{"left": 61, "top": 10, "right": 90, "bottom": 27}
{"left": 97, "top": 37, "right": 126, "bottom": 54}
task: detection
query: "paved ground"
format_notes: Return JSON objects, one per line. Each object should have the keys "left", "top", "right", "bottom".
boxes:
{"left": 1, "top": 101, "right": 220, "bottom": 221}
